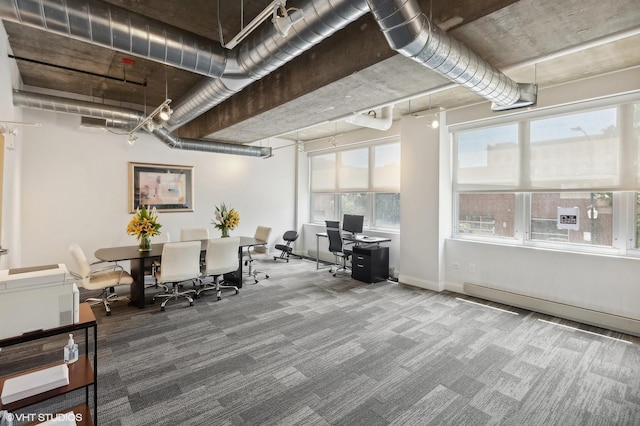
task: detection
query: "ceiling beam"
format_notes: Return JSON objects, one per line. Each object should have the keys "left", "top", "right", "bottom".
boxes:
{"left": 176, "top": 0, "right": 520, "bottom": 139}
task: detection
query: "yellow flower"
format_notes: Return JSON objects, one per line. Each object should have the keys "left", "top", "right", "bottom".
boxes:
{"left": 212, "top": 203, "right": 240, "bottom": 231}
{"left": 126, "top": 205, "right": 162, "bottom": 240}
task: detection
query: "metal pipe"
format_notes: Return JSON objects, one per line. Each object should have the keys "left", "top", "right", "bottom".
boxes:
{"left": 13, "top": 90, "right": 272, "bottom": 157}
{"left": 365, "top": 0, "right": 521, "bottom": 107}
{"left": 0, "top": 0, "right": 227, "bottom": 78}
{"left": 167, "top": 0, "right": 370, "bottom": 129}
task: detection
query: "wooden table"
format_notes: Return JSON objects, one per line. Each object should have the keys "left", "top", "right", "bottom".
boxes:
{"left": 95, "top": 237, "right": 266, "bottom": 308}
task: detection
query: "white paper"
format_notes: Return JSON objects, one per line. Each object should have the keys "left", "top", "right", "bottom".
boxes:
{"left": 1, "top": 364, "right": 69, "bottom": 404}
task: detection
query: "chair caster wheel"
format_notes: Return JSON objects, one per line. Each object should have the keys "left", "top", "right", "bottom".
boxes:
{"left": 265, "top": 274, "right": 269, "bottom": 279}
{"left": 106, "top": 311, "right": 112, "bottom": 316}
{"left": 235, "top": 290, "right": 239, "bottom": 295}
{"left": 150, "top": 299, "right": 155, "bottom": 304}
{"left": 217, "top": 296, "right": 222, "bottom": 301}
{"left": 160, "top": 306, "right": 165, "bottom": 312}
{"left": 190, "top": 301, "right": 194, "bottom": 306}
{"left": 194, "top": 294, "right": 200, "bottom": 299}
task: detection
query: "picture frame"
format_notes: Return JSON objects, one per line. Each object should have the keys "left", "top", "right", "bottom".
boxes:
{"left": 128, "top": 162, "right": 194, "bottom": 213}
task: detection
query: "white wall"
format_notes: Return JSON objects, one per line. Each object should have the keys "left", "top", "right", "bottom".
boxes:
{"left": 17, "top": 108, "right": 297, "bottom": 270}
{"left": 398, "top": 113, "right": 450, "bottom": 290}
{"left": 445, "top": 239, "right": 640, "bottom": 320}
{"left": 0, "top": 22, "right": 23, "bottom": 269}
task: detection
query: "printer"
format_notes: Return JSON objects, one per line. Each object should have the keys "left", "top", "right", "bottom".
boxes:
{"left": 0, "top": 264, "right": 79, "bottom": 340}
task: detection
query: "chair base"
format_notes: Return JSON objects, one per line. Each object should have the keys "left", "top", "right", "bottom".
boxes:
{"left": 196, "top": 275, "right": 239, "bottom": 301}
{"left": 273, "top": 246, "right": 298, "bottom": 262}
{"left": 246, "top": 259, "right": 269, "bottom": 283}
{"left": 330, "top": 254, "right": 352, "bottom": 277}
{"left": 85, "top": 291, "right": 129, "bottom": 316}
{"left": 152, "top": 283, "right": 195, "bottom": 311}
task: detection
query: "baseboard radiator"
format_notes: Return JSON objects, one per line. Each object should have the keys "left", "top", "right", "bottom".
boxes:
{"left": 463, "top": 282, "right": 640, "bottom": 337}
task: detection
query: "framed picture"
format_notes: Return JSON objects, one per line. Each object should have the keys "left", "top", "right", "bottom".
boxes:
{"left": 128, "top": 162, "right": 194, "bottom": 213}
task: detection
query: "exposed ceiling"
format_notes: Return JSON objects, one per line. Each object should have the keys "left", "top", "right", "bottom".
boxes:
{"left": 2, "top": 0, "right": 639, "bottom": 146}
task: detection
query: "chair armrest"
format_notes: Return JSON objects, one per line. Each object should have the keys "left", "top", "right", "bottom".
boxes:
{"left": 90, "top": 260, "right": 125, "bottom": 274}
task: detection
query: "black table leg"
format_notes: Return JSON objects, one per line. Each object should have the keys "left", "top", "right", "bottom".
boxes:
{"left": 129, "top": 258, "right": 146, "bottom": 308}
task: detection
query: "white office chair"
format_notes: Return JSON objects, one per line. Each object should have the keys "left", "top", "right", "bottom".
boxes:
{"left": 243, "top": 225, "right": 271, "bottom": 283}
{"left": 69, "top": 243, "right": 133, "bottom": 316}
{"left": 180, "top": 228, "right": 209, "bottom": 271}
{"left": 197, "top": 237, "right": 240, "bottom": 300}
{"left": 146, "top": 232, "right": 170, "bottom": 290}
{"left": 180, "top": 228, "right": 209, "bottom": 241}
{"left": 152, "top": 241, "right": 201, "bottom": 311}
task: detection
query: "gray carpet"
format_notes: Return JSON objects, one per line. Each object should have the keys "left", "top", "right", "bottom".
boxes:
{"left": 2, "top": 257, "right": 639, "bottom": 425}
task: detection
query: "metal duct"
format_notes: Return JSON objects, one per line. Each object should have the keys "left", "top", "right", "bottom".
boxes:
{"left": 0, "top": 0, "right": 227, "bottom": 78}
{"left": 167, "top": 0, "right": 370, "bottom": 129}
{"left": 13, "top": 90, "right": 271, "bottom": 157}
{"left": 152, "top": 128, "right": 272, "bottom": 158}
{"left": 365, "top": 0, "right": 521, "bottom": 107}
{"left": 13, "top": 90, "right": 145, "bottom": 125}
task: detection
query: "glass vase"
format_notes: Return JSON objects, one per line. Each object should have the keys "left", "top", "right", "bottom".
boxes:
{"left": 139, "top": 234, "right": 152, "bottom": 251}
{"left": 221, "top": 227, "right": 230, "bottom": 238}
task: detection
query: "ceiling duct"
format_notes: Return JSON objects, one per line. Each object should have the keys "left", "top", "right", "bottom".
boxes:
{"left": 4, "top": 0, "right": 534, "bottom": 139}
{"left": 0, "top": 0, "right": 227, "bottom": 78}
{"left": 365, "top": 0, "right": 530, "bottom": 108}
{"left": 166, "top": 0, "right": 371, "bottom": 129}
{"left": 12, "top": 90, "right": 272, "bottom": 158}
{"left": 151, "top": 128, "right": 271, "bottom": 158}
{"left": 13, "top": 90, "right": 145, "bottom": 124}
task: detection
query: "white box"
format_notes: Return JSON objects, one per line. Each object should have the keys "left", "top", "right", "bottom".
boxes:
{"left": 0, "top": 264, "right": 67, "bottom": 292}
{"left": 0, "top": 264, "right": 78, "bottom": 339}
{"left": 1, "top": 364, "right": 69, "bottom": 404}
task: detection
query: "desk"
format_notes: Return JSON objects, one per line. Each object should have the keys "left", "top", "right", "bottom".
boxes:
{"left": 315, "top": 232, "right": 391, "bottom": 270}
{"left": 95, "top": 236, "right": 266, "bottom": 308}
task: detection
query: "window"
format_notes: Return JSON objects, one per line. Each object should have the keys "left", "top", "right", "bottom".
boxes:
{"left": 452, "top": 97, "right": 640, "bottom": 255}
{"left": 530, "top": 192, "right": 613, "bottom": 246}
{"left": 309, "top": 140, "right": 400, "bottom": 230}
{"left": 457, "top": 193, "right": 515, "bottom": 237}
{"left": 530, "top": 109, "right": 619, "bottom": 189}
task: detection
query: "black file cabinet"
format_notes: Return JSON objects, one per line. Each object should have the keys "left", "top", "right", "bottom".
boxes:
{"left": 352, "top": 245, "right": 389, "bottom": 283}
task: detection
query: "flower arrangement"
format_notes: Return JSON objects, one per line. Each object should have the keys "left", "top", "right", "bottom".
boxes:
{"left": 126, "top": 205, "right": 162, "bottom": 251}
{"left": 212, "top": 202, "right": 239, "bottom": 237}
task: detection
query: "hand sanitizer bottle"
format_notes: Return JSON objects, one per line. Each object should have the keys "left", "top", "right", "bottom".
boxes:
{"left": 64, "top": 333, "right": 78, "bottom": 364}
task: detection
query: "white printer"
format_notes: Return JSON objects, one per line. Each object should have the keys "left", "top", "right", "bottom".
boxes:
{"left": 0, "top": 264, "right": 79, "bottom": 340}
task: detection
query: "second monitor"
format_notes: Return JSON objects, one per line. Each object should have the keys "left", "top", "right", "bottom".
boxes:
{"left": 342, "top": 214, "right": 364, "bottom": 235}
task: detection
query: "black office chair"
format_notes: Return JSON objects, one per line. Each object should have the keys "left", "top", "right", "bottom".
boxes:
{"left": 273, "top": 230, "right": 299, "bottom": 262}
{"left": 326, "top": 228, "right": 352, "bottom": 277}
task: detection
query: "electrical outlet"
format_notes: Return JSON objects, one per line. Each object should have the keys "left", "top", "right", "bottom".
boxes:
{"left": 451, "top": 262, "right": 460, "bottom": 270}
{"left": 468, "top": 263, "right": 476, "bottom": 272}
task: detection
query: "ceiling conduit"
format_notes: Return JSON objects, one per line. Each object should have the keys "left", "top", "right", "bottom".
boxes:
{"left": 365, "top": 0, "right": 523, "bottom": 107}
{"left": 12, "top": 90, "right": 272, "bottom": 157}
{"left": 166, "top": 0, "right": 371, "bottom": 129}
{"left": 0, "top": 0, "right": 227, "bottom": 78}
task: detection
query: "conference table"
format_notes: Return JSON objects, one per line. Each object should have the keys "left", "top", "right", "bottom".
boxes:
{"left": 95, "top": 236, "right": 266, "bottom": 308}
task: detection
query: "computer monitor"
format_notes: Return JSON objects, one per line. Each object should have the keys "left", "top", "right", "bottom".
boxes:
{"left": 342, "top": 214, "right": 364, "bottom": 235}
